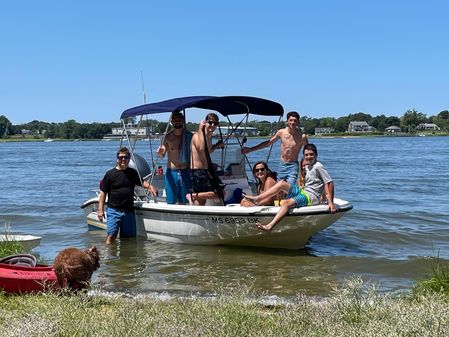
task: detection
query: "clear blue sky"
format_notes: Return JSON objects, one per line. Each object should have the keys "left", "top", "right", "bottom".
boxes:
{"left": 1, "top": 0, "right": 448, "bottom": 124}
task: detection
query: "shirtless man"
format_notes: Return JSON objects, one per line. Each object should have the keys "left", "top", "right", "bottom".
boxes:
{"left": 187, "top": 113, "right": 224, "bottom": 205}
{"left": 242, "top": 111, "right": 308, "bottom": 185}
{"left": 157, "top": 112, "right": 193, "bottom": 204}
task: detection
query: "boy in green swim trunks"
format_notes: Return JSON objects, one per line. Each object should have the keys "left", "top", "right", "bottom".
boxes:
{"left": 242, "top": 144, "right": 336, "bottom": 231}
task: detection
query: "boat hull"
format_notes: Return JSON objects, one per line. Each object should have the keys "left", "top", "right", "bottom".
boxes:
{"left": 135, "top": 201, "right": 351, "bottom": 249}
{"left": 82, "top": 198, "right": 352, "bottom": 249}
{"left": 0, "top": 235, "right": 42, "bottom": 250}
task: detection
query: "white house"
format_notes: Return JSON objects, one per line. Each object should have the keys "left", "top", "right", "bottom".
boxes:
{"left": 111, "top": 125, "right": 149, "bottom": 136}
{"left": 213, "top": 126, "right": 258, "bottom": 137}
{"left": 416, "top": 123, "right": 440, "bottom": 131}
{"left": 315, "top": 127, "right": 334, "bottom": 135}
{"left": 385, "top": 126, "right": 401, "bottom": 133}
{"left": 347, "top": 121, "right": 376, "bottom": 133}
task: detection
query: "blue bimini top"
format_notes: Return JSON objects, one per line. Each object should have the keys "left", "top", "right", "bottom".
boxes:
{"left": 120, "top": 95, "right": 284, "bottom": 119}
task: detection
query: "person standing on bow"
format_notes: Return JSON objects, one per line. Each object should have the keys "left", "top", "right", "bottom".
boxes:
{"left": 242, "top": 111, "right": 308, "bottom": 185}
{"left": 187, "top": 113, "right": 224, "bottom": 205}
{"left": 157, "top": 112, "right": 193, "bottom": 204}
{"left": 98, "top": 147, "right": 156, "bottom": 245}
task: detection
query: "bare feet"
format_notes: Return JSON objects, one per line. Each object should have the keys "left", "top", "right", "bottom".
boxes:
{"left": 256, "top": 222, "right": 274, "bottom": 232}
{"left": 242, "top": 193, "right": 258, "bottom": 203}
{"left": 186, "top": 193, "right": 194, "bottom": 205}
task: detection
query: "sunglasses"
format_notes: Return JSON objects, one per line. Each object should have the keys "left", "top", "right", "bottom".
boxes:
{"left": 254, "top": 168, "right": 266, "bottom": 173}
{"left": 117, "top": 155, "right": 130, "bottom": 160}
{"left": 207, "top": 120, "right": 218, "bottom": 126}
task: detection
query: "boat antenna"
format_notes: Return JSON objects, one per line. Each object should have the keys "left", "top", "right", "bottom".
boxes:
{"left": 141, "top": 70, "right": 147, "bottom": 104}
{"left": 140, "top": 71, "right": 157, "bottom": 200}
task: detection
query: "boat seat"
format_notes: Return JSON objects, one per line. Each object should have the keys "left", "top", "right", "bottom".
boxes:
{"left": 226, "top": 162, "right": 244, "bottom": 176}
{"left": 0, "top": 254, "right": 37, "bottom": 267}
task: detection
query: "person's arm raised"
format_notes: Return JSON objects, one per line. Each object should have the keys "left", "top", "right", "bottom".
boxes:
{"left": 242, "top": 132, "right": 280, "bottom": 154}
{"left": 302, "top": 133, "right": 309, "bottom": 145}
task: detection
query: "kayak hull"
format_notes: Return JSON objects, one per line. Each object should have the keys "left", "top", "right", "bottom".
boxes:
{"left": 0, "top": 263, "right": 58, "bottom": 294}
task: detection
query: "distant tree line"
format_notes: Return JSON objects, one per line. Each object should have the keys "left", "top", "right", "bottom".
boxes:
{"left": 1, "top": 109, "right": 448, "bottom": 139}
{"left": 243, "top": 109, "right": 449, "bottom": 136}
{"left": 0, "top": 119, "right": 116, "bottom": 139}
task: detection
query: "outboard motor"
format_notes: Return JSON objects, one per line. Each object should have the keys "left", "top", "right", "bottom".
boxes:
{"left": 129, "top": 153, "right": 152, "bottom": 180}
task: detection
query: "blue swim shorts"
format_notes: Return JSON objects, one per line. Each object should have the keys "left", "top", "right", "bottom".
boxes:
{"left": 278, "top": 161, "right": 299, "bottom": 186}
{"left": 106, "top": 207, "right": 136, "bottom": 237}
{"left": 165, "top": 168, "right": 190, "bottom": 204}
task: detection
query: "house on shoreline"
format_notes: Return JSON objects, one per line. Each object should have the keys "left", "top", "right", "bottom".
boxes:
{"left": 347, "top": 121, "right": 376, "bottom": 133}
{"left": 416, "top": 123, "right": 440, "bottom": 131}
{"left": 385, "top": 126, "right": 401, "bottom": 133}
{"left": 314, "top": 127, "right": 334, "bottom": 135}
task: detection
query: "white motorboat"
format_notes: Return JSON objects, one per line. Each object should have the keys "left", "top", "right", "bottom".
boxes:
{"left": 83, "top": 197, "right": 352, "bottom": 249}
{"left": 0, "top": 234, "right": 42, "bottom": 250}
{"left": 82, "top": 96, "right": 353, "bottom": 249}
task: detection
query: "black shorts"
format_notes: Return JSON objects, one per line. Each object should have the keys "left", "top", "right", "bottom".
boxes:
{"left": 190, "top": 169, "right": 214, "bottom": 193}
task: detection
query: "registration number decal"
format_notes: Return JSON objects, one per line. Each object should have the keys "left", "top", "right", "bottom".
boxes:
{"left": 211, "top": 217, "right": 259, "bottom": 224}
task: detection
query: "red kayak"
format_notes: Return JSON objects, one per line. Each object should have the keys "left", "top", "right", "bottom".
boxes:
{"left": 0, "top": 255, "right": 59, "bottom": 294}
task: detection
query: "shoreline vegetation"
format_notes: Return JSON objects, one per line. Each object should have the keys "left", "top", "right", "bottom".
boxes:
{"left": 1, "top": 278, "right": 448, "bottom": 336}
{"left": 1, "top": 237, "right": 449, "bottom": 335}
{"left": 1, "top": 108, "right": 449, "bottom": 141}
{"left": 2, "top": 131, "right": 449, "bottom": 142}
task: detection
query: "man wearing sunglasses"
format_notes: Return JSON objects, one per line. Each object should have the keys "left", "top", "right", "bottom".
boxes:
{"left": 242, "top": 111, "right": 308, "bottom": 185}
{"left": 188, "top": 113, "right": 224, "bottom": 205}
{"left": 157, "top": 112, "right": 193, "bottom": 204}
{"left": 98, "top": 147, "right": 156, "bottom": 244}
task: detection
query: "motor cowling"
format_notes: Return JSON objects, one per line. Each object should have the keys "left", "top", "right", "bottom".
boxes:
{"left": 129, "top": 153, "right": 152, "bottom": 180}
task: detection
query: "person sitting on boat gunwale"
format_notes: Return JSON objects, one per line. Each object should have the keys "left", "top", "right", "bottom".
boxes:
{"left": 187, "top": 113, "right": 224, "bottom": 206}
{"left": 98, "top": 147, "right": 157, "bottom": 245}
{"left": 157, "top": 112, "right": 193, "bottom": 204}
{"left": 242, "top": 111, "right": 308, "bottom": 186}
{"left": 243, "top": 144, "right": 336, "bottom": 231}
{"left": 241, "top": 161, "right": 278, "bottom": 207}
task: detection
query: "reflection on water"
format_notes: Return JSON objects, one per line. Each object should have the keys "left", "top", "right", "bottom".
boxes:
{"left": 1, "top": 137, "right": 449, "bottom": 297}
{"left": 92, "top": 235, "right": 336, "bottom": 297}
{"left": 86, "top": 231, "right": 432, "bottom": 297}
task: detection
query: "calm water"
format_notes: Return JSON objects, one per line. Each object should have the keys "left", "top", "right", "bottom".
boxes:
{"left": 1, "top": 136, "right": 448, "bottom": 297}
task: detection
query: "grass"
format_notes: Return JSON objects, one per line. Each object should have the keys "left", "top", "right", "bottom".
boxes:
{"left": 2, "top": 224, "right": 449, "bottom": 336}
{"left": 413, "top": 257, "right": 449, "bottom": 298}
{"left": 0, "top": 239, "right": 25, "bottom": 258}
{"left": 0, "top": 222, "right": 27, "bottom": 258}
{"left": 0, "top": 224, "right": 41, "bottom": 262}
{"left": 0, "top": 279, "right": 449, "bottom": 337}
